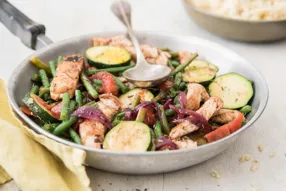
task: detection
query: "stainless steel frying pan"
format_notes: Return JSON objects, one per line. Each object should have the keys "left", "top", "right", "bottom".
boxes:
{"left": 0, "top": 0, "right": 268, "bottom": 175}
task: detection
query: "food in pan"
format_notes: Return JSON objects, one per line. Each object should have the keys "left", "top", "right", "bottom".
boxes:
{"left": 21, "top": 35, "right": 253, "bottom": 152}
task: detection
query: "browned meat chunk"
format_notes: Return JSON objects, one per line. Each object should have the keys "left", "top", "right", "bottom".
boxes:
{"left": 50, "top": 55, "right": 84, "bottom": 101}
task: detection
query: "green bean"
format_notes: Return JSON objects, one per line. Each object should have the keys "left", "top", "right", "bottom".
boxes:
{"left": 57, "top": 56, "right": 63, "bottom": 65}
{"left": 75, "top": 90, "right": 83, "bottom": 107}
{"left": 160, "top": 48, "right": 170, "bottom": 52}
{"left": 170, "top": 52, "right": 179, "bottom": 58}
{"left": 43, "top": 94, "right": 51, "bottom": 101}
{"left": 80, "top": 72, "right": 98, "bottom": 99}
{"left": 60, "top": 93, "right": 70, "bottom": 121}
{"left": 171, "top": 60, "right": 180, "bottom": 67}
{"left": 84, "top": 100, "right": 96, "bottom": 106}
{"left": 31, "top": 73, "right": 41, "bottom": 83}
{"left": 39, "top": 87, "right": 50, "bottom": 97}
{"left": 179, "top": 81, "right": 187, "bottom": 90}
{"left": 165, "top": 109, "right": 175, "bottom": 117}
{"left": 149, "top": 128, "right": 156, "bottom": 151}
{"left": 113, "top": 75, "right": 129, "bottom": 93}
{"left": 39, "top": 69, "right": 50, "bottom": 88}
{"left": 53, "top": 116, "right": 78, "bottom": 136}
{"left": 87, "top": 65, "right": 134, "bottom": 75}
{"left": 169, "top": 87, "right": 178, "bottom": 97}
{"left": 30, "top": 56, "right": 51, "bottom": 74}
{"left": 168, "top": 60, "right": 173, "bottom": 68}
{"left": 136, "top": 108, "right": 147, "bottom": 122}
{"left": 112, "top": 112, "right": 125, "bottom": 126}
{"left": 152, "top": 92, "right": 167, "bottom": 102}
{"left": 240, "top": 105, "right": 252, "bottom": 116}
{"left": 30, "top": 85, "right": 40, "bottom": 94}
{"left": 174, "top": 72, "right": 182, "bottom": 89}
{"left": 171, "top": 53, "right": 198, "bottom": 76}
{"left": 43, "top": 123, "right": 59, "bottom": 133}
{"left": 49, "top": 60, "right": 57, "bottom": 77}
{"left": 154, "top": 121, "right": 163, "bottom": 138}
{"left": 115, "top": 112, "right": 125, "bottom": 119}
{"left": 69, "top": 128, "right": 82, "bottom": 144}
{"left": 93, "top": 79, "right": 102, "bottom": 86}
{"left": 68, "top": 100, "right": 77, "bottom": 116}
{"left": 158, "top": 105, "right": 170, "bottom": 134}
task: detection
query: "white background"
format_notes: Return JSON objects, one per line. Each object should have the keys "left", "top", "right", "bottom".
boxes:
{"left": 0, "top": 0, "right": 286, "bottom": 190}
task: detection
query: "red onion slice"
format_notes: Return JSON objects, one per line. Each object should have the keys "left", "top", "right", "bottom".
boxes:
{"left": 71, "top": 106, "right": 112, "bottom": 129}
{"left": 163, "top": 98, "right": 173, "bottom": 110}
{"left": 169, "top": 105, "right": 213, "bottom": 133}
{"left": 155, "top": 135, "right": 178, "bottom": 150}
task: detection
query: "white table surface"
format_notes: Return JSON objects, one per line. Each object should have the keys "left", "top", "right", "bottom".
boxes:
{"left": 1, "top": 0, "right": 286, "bottom": 190}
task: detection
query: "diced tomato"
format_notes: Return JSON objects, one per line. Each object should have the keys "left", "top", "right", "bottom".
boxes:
{"left": 159, "top": 80, "right": 174, "bottom": 92}
{"left": 228, "top": 113, "right": 244, "bottom": 133}
{"left": 50, "top": 102, "right": 63, "bottom": 120}
{"left": 205, "top": 113, "right": 244, "bottom": 143}
{"left": 91, "top": 72, "right": 118, "bottom": 96}
{"left": 144, "top": 108, "right": 156, "bottom": 127}
{"left": 205, "top": 125, "right": 230, "bottom": 143}
{"left": 20, "top": 106, "right": 36, "bottom": 117}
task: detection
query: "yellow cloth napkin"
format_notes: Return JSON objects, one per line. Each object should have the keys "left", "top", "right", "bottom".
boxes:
{"left": 0, "top": 79, "right": 91, "bottom": 191}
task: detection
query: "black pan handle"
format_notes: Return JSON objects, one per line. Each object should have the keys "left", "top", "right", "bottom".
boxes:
{"left": 0, "top": 0, "right": 52, "bottom": 50}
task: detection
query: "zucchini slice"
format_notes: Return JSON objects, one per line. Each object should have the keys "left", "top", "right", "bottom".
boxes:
{"left": 209, "top": 73, "right": 254, "bottom": 109}
{"left": 86, "top": 46, "right": 131, "bottom": 68}
{"left": 119, "top": 88, "right": 154, "bottom": 109}
{"left": 182, "top": 60, "right": 218, "bottom": 83}
{"left": 22, "top": 93, "right": 58, "bottom": 123}
{"left": 103, "top": 121, "right": 151, "bottom": 152}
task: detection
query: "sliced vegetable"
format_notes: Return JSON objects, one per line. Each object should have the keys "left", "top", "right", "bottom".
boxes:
{"left": 22, "top": 93, "right": 58, "bottom": 123}
{"left": 20, "top": 105, "right": 35, "bottom": 117}
{"left": 155, "top": 135, "right": 178, "bottom": 151}
{"left": 39, "top": 69, "right": 50, "bottom": 88}
{"left": 174, "top": 72, "right": 182, "bottom": 89}
{"left": 60, "top": 93, "right": 70, "bottom": 121}
{"left": 136, "top": 108, "right": 147, "bottom": 122}
{"left": 240, "top": 105, "right": 252, "bottom": 116}
{"left": 69, "top": 129, "right": 82, "bottom": 144}
{"left": 103, "top": 121, "right": 151, "bottom": 152}
{"left": 170, "top": 52, "right": 179, "bottom": 58}
{"left": 152, "top": 91, "right": 167, "bottom": 102}
{"left": 80, "top": 72, "right": 98, "bottom": 99}
{"left": 171, "top": 53, "right": 198, "bottom": 76}
{"left": 93, "top": 79, "right": 102, "bottom": 86}
{"left": 205, "top": 113, "right": 244, "bottom": 142}
{"left": 154, "top": 121, "right": 163, "bottom": 138}
{"left": 86, "top": 46, "right": 131, "bottom": 68}
{"left": 57, "top": 56, "right": 63, "bottom": 65}
{"left": 113, "top": 75, "right": 129, "bottom": 93}
{"left": 119, "top": 88, "right": 154, "bottom": 109}
{"left": 87, "top": 65, "right": 134, "bottom": 75}
{"left": 30, "top": 56, "right": 51, "bottom": 74}
{"left": 53, "top": 116, "right": 78, "bottom": 136}
{"left": 43, "top": 123, "right": 59, "bottom": 133}
{"left": 75, "top": 90, "right": 83, "bottom": 107}
{"left": 31, "top": 73, "right": 41, "bottom": 83}
{"left": 158, "top": 105, "right": 170, "bottom": 134}
{"left": 49, "top": 60, "right": 57, "bottom": 77}
{"left": 30, "top": 85, "right": 40, "bottom": 94}
{"left": 182, "top": 60, "right": 218, "bottom": 83}
{"left": 39, "top": 87, "right": 50, "bottom": 97}
{"left": 148, "top": 128, "right": 156, "bottom": 151}
{"left": 209, "top": 73, "right": 254, "bottom": 109}
{"left": 71, "top": 106, "right": 111, "bottom": 128}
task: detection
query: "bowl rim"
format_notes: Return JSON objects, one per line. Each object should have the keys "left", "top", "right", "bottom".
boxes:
{"left": 182, "top": 0, "right": 286, "bottom": 24}
{"left": 8, "top": 31, "right": 269, "bottom": 156}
